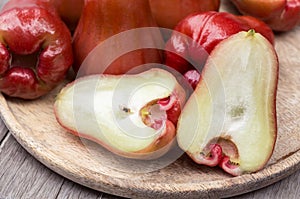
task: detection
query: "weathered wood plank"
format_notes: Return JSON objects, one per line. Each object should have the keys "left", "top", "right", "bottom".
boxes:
{"left": 56, "top": 180, "right": 103, "bottom": 199}
{"left": 232, "top": 170, "right": 300, "bottom": 199}
{"left": 0, "top": 134, "right": 300, "bottom": 199}
{"left": 0, "top": 0, "right": 8, "bottom": 9}
{"left": 0, "top": 119, "right": 8, "bottom": 143}
{"left": 56, "top": 180, "right": 124, "bottom": 199}
{"left": 0, "top": 134, "right": 123, "bottom": 199}
{"left": 0, "top": 135, "right": 64, "bottom": 199}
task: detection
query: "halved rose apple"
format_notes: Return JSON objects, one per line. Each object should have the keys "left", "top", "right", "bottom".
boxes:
{"left": 176, "top": 30, "right": 278, "bottom": 176}
{"left": 54, "top": 68, "right": 186, "bottom": 159}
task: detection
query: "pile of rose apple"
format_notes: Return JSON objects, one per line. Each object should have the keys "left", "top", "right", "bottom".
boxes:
{"left": 1, "top": 0, "right": 298, "bottom": 176}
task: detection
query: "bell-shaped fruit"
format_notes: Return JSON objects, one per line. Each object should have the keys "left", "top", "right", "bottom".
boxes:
{"left": 54, "top": 68, "right": 186, "bottom": 159}
{"left": 0, "top": 0, "right": 73, "bottom": 99}
{"left": 231, "top": 0, "right": 300, "bottom": 31}
{"left": 176, "top": 30, "right": 278, "bottom": 176}
{"left": 165, "top": 11, "right": 274, "bottom": 75}
{"left": 149, "top": 0, "right": 220, "bottom": 30}
{"left": 73, "top": 0, "right": 163, "bottom": 75}
{"left": 3, "top": 0, "right": 83, "bottom": 32}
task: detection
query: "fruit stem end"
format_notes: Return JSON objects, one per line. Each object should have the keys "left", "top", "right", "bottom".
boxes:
{"left": 246, "top": 29, "right": 256, "bottom": 37}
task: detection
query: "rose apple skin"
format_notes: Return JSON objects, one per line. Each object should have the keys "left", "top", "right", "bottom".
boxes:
{"left": 0, "top": 0, "right": 73, "bottom": 99}
{"left": 51, "top": 0, "right": 84, "bottom": 32}
{"left": 149, "top": 0, "right": 220, "bottom": 30}
{"left": 3, "top": 0, "right": 83, "bottom": 32}
{"left": 231, "top": 0, "right": 285, "bottom": 19}
{"left": 1, "top": 0, "right": 57, "bottom": 14}
{"left": 267, "top": 0, "right": 300, "bottom": 31}
{"left": 73, "top": 0, "right": 163, "bottom": 76}
{"left": 54, "top": 68, "right": 186, "bottom": 159}
{"left": 165, "top": 11, "right": 274, "bottom": 75}
{"left": 232, "top": 0, "right": 300, "bottom": 31}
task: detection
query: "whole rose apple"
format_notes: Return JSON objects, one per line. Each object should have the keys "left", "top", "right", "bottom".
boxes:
{"left": 231, "top": 0, "right": 300, "bottom": 31}
{"left": 149, "top": 0, "right": 220, "bottom": 29}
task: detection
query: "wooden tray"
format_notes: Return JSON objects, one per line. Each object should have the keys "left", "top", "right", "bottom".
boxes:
{"left": 1, "top": 3, "right": 300, "bottom": 199}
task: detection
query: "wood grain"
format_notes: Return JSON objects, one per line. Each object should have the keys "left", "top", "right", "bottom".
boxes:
{"left": 232, "top": 171, "right": 300, "bottom": 199}
{"left": 0, "top": 134, "right": 63, "bottom": 199}
{"left": 0, "top": 1, "right": 300, "bottom": 199}
{"left": 0, "top": 119, "right": 8, "bottom": 144}
{"left": 0, "top": 1, "right": 7, "bottom": 9}
{"left": 0, "top": 134, "right": 122, "bottom": 199}
{"left": 0, "top": 132, "right": 299, "bottom": 199}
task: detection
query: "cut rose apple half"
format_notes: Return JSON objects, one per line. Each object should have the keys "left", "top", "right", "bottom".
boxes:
{"left": 177, "top": 30, "right": 278, "bottom": 176}
{"left": 54, "top": 68, "right": 186, "bottom": 160}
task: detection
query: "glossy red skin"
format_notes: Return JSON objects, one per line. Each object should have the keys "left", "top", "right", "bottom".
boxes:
{"left": 51, "top": 0, "right": 84, "bottom": 32}
{"left": 159, "top": 98, "right": 183, "bottom": 126}
{"left": 3, "top": 0, "right": 84, "bottom": 32}
{"left": 149, "top": 0, "right": 220, "bottom": 29}
{"left": 231, "top": 0, "right": 285, "bottom": 19}
{"left": 165, "top": 11, "right": 274, "bottom": 74}
{"left": 232, "top": 0, "right": 300, "bottom": 31}
{"left": 0, "top": 0, "right": 73, "bottom": 99}
{"left": 267, "top": 0, "right": 300, "bottom": 31}
{"left": 73, "top": 0, "right": 162, "bottom": 75}
{"left": 1, "top": 0, "right": 56, "bottom": 14}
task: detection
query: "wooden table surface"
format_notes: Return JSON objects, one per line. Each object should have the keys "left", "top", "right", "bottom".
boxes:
{"left": 0, "top": 1, "right": 299, "bottom": 199}
{"left": 0, "top": 118, "right": 299, "bottom": 199}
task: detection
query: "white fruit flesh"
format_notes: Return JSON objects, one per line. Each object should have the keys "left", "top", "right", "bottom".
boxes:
{"left": 177, "top": 30, "right": 278, "bottom": 175}
{"left": 55, "top": 68, "right": 185, "bottom": 157}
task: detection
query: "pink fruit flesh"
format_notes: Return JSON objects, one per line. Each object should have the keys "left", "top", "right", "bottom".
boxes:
{"left": 191, "top": 144, "right": 223, "bottom": 167}
{"left": 140, "top": 103, "right": 166, "bottom": 130}
{"left": 158, "top": 94, "right": 183, "bottom": 125}
{"left": 219, "top": 156, "right": 242, "bottom": 176}
{"left": 142, "top": 93, "right": 182, "bottom": 129}
{"left": 158, "top": 95, "right": 176, "bottom": 110}
{"left": 191, "top": 137, "right": 242, "bottom": 175}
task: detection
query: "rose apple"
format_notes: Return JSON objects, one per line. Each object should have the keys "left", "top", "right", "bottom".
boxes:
{"left": 149, "top": 0, "right": 220, "bottom": 29}
{"left": 73, "top": 0, "right": 163, "bottom": 76}
{"left": 54, "top": 68, "right": 186, "bottom": 159}
{"left": 0, "top": 0, "right": 73, "bottom": 99}
{"left": 177, "top": 30, "right": 278, "bottom": 176}
{"left": 232, "top": 0, "right": 300, "bottom": 31}
{"left": 165, "top": 11, "right": 274, "bottom": 75}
